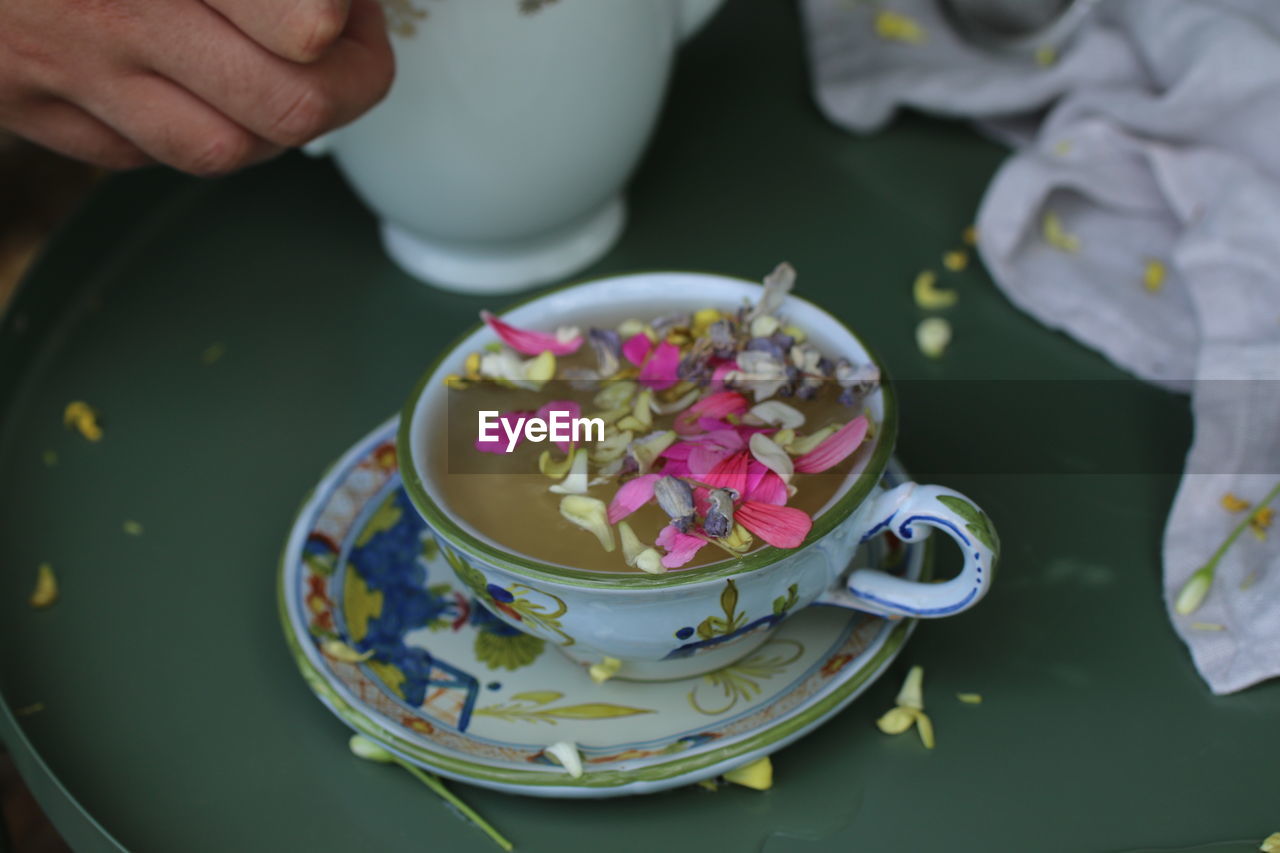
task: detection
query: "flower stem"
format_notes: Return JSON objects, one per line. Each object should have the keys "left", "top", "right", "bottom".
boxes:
{"left": 1181, "top": 480, "right": 1280, "bottom": 614}
{"left": 1205, "top": 481, "right": 1280, "bottom": 573}
{"left": 394, "top": 758, "right": 514, "bottom": 851}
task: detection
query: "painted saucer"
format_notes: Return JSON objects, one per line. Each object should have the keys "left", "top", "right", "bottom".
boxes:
{"left": 279, "top": 417, "right": 931, "bottom": 798}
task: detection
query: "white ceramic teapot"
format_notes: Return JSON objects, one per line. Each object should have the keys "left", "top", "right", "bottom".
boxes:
{"left": 308, "top": 0, "right": 726, "bottom": 293}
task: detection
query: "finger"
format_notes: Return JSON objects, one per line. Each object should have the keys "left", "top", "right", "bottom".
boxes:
{"left": 82, "top": 73, "right": 282, "bottom": 176}
{"left": 140, "top": 0, "right": 393, "bottom": 148}
{"left": 202, "top": 0, "right": 352, "bottom": 63}
{"left": 4, "top": 98, "right": 150, "bottom": 170}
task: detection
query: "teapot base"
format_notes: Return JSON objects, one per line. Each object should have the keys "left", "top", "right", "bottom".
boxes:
{"left": 380, "top": 196, "right": 625, "bottom": 294}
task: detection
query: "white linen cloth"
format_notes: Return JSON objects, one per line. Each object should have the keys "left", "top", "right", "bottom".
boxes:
{"left": 801, "top": 0, "right": 1280, "bottom": 693}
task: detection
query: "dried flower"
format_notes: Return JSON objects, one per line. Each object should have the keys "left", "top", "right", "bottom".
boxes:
{"left": 588, "top": 328, "right": 622, "bottom": 377}
{"left": 654, "top": 476, "right": 697, "bottom": 532}
{"left": 956, "top": 693, "right": 982, "bottom": 704}
{"left": 628, "top": 430, "right": 676, "bottom": 475}
{"left": 1250, "top": 506, "right": 1273, "bottom": 541}
{"left": 943, "top": 250, "right": 969, "bottom": 272}
{"left": 123, "top": 520, "right": 144, "bottom": 536}
{"left": 704, "top": 488, "right": 737, "bottom": 538}
{"left": 747, "top": 262, "right": 796, "bottom": 321}
{"left": 876, "top": 666, "right": 935, "bottom": 749}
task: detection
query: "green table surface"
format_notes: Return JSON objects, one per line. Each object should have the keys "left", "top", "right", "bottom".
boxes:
{"left": 2, "top": 2, "right": 1277, "bottom": 851}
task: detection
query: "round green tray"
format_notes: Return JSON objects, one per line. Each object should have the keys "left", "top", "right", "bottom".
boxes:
{"left": 1, "top": 2, "right": 1277, "bottom": 851}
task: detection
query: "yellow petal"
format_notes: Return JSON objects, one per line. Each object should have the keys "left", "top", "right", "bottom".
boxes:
{"left": 635, "top": 549, "right": 666, "bottom": 574}
{"left": 1260, "top": 831, "right": 1280, "bottom": 852}
{"left": 963, "top": 225, "right": 979, "bottom": 246}
{"left": 63, "top": 401, "right": 103, "bottom": 442}
{"left": 914, "top": 710, "right": 936, "bottom": 749}
{"left": 123, "top": 520, "right": 144, "bottom": 536}
{"left": 545, "top": 740, "right": 584, "bottom": 778}
{"left": 548, "top": 450, "right": 589, "bottom": 494}
{"left": 874, "top": 9, "right": 925, "bottom": 44}
{"left": 896, "top": 665, "right": 925, "bottom": 710}
{"left": 539, "top": 448, "right": 577, "bottom": 479}
{"left": 559, "top": 495, "right": 615, "bottom": 552}
{"left": 749, "top": 315, "right": 780, "bottom": 338}
{"left": 1221, "top": 492, "right": 1251, "bottom": 513}
{"left": 593, "top": 380, "right": 637, "bottom": 411}
{"left": 522, "top": 350, "right": 557, "bottom": 389}
{"left": 943, "top": 250, "right": 969, "bottom": 272}
{"left": 464, "top": 351, "right": 483, "bottom": 380}
{"left": 348, "top": 734, "right": 395, "bottom": 763}
{"left": 1143, "top": 258, "right": 1166, "bottom": 293}
{"left": 443, "top": 374, "right": 469, "bottom": 390}
{"left": 913, "top": 269, "right": 957, "bottom": 310}
{"left": 781, "top": 324, "right": 808, "bottom": 344}
{"left": 876, "top": 706, "right": 916, "bottom": 735}
{"left": 618, "top": 521, "right": 646, "bottom": 566}
{"left": 589, "top": 656, "right": 623, "bottom": 684}
{"left": 956, "top": 693, "right": 983, "bottom": 704}
{"left": 916, "top": 317, "right": 952, "bottom": 359}
{"left": 629, "top": 430, "right": 676, "bottom": 475}
{"left": 589, "top": 430, "right": 633, "bottom": 464}
{"left": 724, "top": 757, "right": 773, "bottom": 791}
{"left": 29, "top": 563, "right": 58, "bottom": 609}
{"left": 692, "top": 308, "right": 723, "bottom": 337}
{"left": 323, "top": 639, "right": 374, "bottom": 662}
{"left": 786, "top": 425, "right": 838, "bottom": 456}
{"left": 1042, "top": 211, "right": 1081, "bottom": 253}
{"left": 616, "top": 319, "right": 650, "bottom": 340}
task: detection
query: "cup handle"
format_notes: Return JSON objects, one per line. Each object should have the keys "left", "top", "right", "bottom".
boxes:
{"left": 826, "top": 481, "right": 999, "bottom": 619}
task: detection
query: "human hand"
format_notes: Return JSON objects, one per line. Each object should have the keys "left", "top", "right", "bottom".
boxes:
{"left": 0, "top": 0, "right": 394, "bottom": 175}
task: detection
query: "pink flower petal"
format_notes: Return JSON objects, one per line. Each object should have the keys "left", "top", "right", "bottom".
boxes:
{"left": 703, "top": 450, "right": 750, "bottom": 495}
{"left": 710, "top": 360, "right": 739, "bottom": 391}
{"left": 638, "top": 340, "right": 680, "bottom": 391}
{"left": 660, "top": 457, "right": 690, "bottom": 478}
{"left": 481, "top": 310, "right": 581, "bottom": 356}
{"left": 744, "top": 460, "right": 769, "bottom": 498}
{"left": 688, "top": 444, "right": 728, "bottom": 478}
{"left": 746, "top": 470, "right": 788, "bottom": 505}
{"left": 737, "top": 501, "right": 812, "bottom": 548}
{"left": 693, "top": 429, "right": 746, "bottom": 452}
{"left": 661, "top": 442, "right": 694, "bottom": 461}
{"left": 697, "top": 416, "right": 737, "bottom": 433}
{"left": 474, "top": 410, "right": 532, "bottom": 453}
{"left": 621, "top": 333, "right": 653, "bottom": 367}
{"left": 656, "top": 524, "right": 708, "bottom": 568}
{"left": 794, "top": 416, "right": 870, "bottom": 474}
{"left": 534, "top": 400, "right": 581, "bottom": 453}
{"left": 676, "top": 391, "right": 748, "bottom": 435}
{"left": 607, "top": 474, "right": 661, "bottom": 524}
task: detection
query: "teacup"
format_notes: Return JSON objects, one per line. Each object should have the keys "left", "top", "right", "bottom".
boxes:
{"left": 399, "top": 272, "right": 999, "bottom": 680}
{"left": 308, "top": 0, "right": 726, "bottom": 294}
